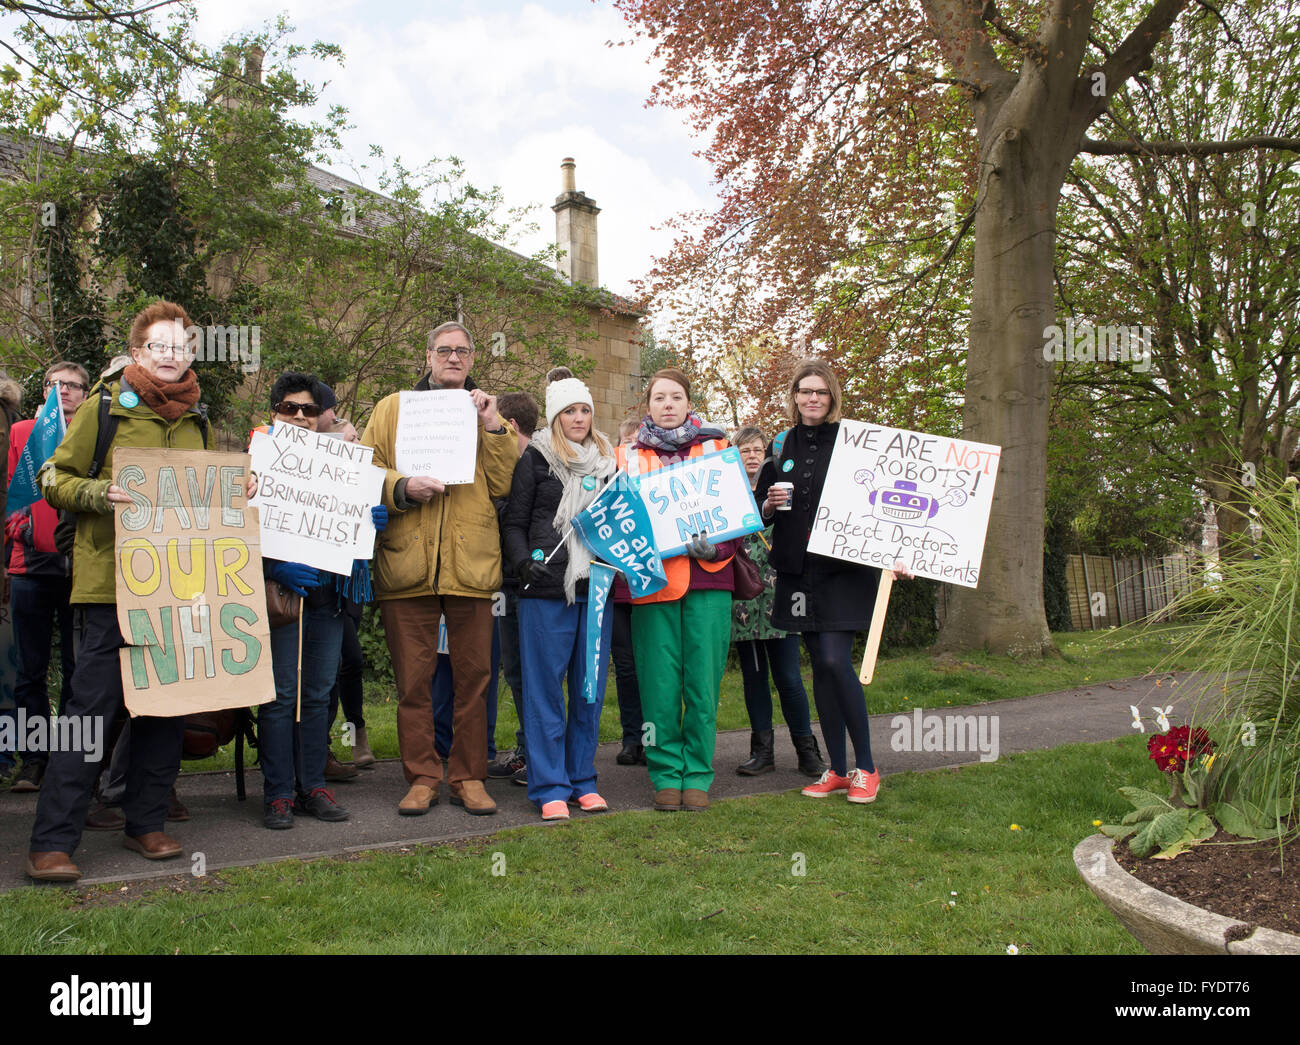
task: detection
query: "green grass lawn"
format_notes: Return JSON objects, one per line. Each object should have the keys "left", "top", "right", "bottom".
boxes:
{"left": 181, "top": 621, "right": 1198, "bottom": 773}
{"left": 1, "top": 736, "right": 1150, "bottom": 954}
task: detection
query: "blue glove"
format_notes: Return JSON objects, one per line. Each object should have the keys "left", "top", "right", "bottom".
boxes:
{"left": 269, "top": 561, "right": 322, "bottom": 596}
{"left": 371, "top": 505, "right": 388, "bottom": 532}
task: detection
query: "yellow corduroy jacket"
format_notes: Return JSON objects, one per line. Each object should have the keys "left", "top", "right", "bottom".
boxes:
{"left": 361, "top": 386, "right": 518, "bottom": 600}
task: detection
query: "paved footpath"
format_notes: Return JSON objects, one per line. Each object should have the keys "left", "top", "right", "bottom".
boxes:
{"left": 0, "top": 673, "right": 1195, "bottom": 891}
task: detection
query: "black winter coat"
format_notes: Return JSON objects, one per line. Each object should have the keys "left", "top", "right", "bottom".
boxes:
{"left": 503, "top": 444, "right": 587, "bottom": 601}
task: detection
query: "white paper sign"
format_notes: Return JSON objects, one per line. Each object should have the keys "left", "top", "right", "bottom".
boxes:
{"left": 250, "top": 425, "right": 385, "bottom": 576}
{"left": 395, "top": 389, "right": 478, "bottom": 485}
{"left": 629, "top": 446, "right": 764, "bottom": 558}
{"left": 806, "top": 420, "right": 1000, "bottom": 588}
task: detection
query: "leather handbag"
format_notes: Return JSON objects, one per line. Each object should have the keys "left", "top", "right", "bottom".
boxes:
{"left": 731, "top": 537, "right": 764, "bottom": 601}
{"left": 266, "top": 581, "right": 301, "bottom": 630}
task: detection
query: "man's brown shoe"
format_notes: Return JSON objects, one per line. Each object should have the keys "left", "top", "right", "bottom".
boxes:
{"left": 84, "top": 800, "right": 125, "bottom": 832}
{"left": 449, "top": 779, "right": 497, "bottom": 816}
{"left": 26, "top": 851, "right": 81, "bottom": 882}
{"left": 681, "top": 788, "right": 709, "bottom": 811}
{"left": 653, "top": 788, "right": 682, "bottom": 812}
{"left": 325, "top": 753, "right": 360, "bottom": 781}
{"left": 167, "top": 787, "right": 190, "bottom": 822}
{"left": 398, "top": 783, "right": 437, "bottom": 816}
{"left": 123, "top": 832, "right": 183, "bottom": 860}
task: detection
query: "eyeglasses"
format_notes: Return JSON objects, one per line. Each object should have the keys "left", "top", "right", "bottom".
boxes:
{"left": 142, "top": 341, "right": 194, "bottom": 359}
{"left": 274, "top": 401, "right": 323, "bottom": 418}
{"left": 795, "top": 387, "right": 832, "bottom": 399}
{"left": 45, "top": 380, "right": 88, "bottom": 393}
{"left": 433, "top": 346, "right": 474, "bottom": 359}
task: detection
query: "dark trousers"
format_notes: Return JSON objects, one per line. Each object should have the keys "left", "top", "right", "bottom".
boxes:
{"left": 736, "top": 635, "right": 812, "bottom": 736}
{"left": 802, "top": 630, "right": 875, "bottom": 775}
{"left": 29, "top": 604, "right": 184, "bottom": 855}
{"left": 612, "top": 602, "right": 642, "bottom": 744}
{"left": 328, "top": 612, "right": 365, "bottom": 731}
{"left": 497, "top": 591, "right": 526, "bottom": 755}
{"left": 433, "top": 619, "right": 501, "bottom": 761}
{"left": 7, "top": 574, "right": 75, "bottom": 766}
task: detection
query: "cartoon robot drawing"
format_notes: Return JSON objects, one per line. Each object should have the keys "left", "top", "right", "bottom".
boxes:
{"left": 852, "top": 470, "right": 966, "bottom": 534}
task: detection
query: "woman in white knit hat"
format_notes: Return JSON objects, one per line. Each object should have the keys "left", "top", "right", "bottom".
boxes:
{"left": 502, "top": 370, "right": 617, "bottom": 820}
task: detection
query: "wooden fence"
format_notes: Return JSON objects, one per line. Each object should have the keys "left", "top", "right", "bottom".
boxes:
{"left": 1065, "top": 553, "right": 1197, "bottom": 630}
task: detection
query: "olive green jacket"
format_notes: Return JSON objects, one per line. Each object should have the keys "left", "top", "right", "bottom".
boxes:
{"left": 361, "top": 387, "right": 518, "bottom": 600}
{"left": 39, "top": 380, "right": 207, "bottom": 604}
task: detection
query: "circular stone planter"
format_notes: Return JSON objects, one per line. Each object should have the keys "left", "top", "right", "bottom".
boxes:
{"left": 1074, "top": 834, "right": 1300, "bottom": 955}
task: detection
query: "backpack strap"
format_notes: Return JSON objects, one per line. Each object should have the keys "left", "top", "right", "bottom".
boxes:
{"left": 85, "top": 385, "right": 118, "bottom": 481}
{"left": 772, "top": 427, "right": 792, "bottom": 462}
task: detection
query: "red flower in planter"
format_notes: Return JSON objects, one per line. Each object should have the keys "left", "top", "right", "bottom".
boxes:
{"left": 1147, "top": 725, "right": 1214, "bottom": 774}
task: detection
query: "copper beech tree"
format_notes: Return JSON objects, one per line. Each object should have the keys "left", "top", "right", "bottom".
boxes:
{"left": 611, "top": 0, "right": 1300, "bottom": 655}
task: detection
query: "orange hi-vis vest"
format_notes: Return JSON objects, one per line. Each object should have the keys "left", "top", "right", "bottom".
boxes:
{"left": 616, "top": 438, "right": 735, "bottom": 604}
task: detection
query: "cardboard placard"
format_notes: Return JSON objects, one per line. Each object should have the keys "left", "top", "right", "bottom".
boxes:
{"left": 629, "top": 446, "right": 764, "bottom": 558}
{"left": 249, "top": 425, "right": 385, "bottom": 576}
{"left": 806, "top": 420, "right": 1000, "bottom": 588}
{"left": 113, "top": 448, "right": 275, "bottom": 716}
{"left": 394, "top": 389, "right": 478, "bottom": 485}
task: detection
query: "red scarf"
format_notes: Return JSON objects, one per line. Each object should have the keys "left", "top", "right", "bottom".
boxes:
{"left": 123, "top": 364, "right": 201, "bottom": 422}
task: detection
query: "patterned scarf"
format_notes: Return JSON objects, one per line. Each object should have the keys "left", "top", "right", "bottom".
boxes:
{"left": 636, "top": 411, "right": 725, "bottom": 453}
{"left": 122, "top": 364, "right": 201, "bottom": 422}
{"left": 530, "top": 427, "right": 616, "bottom": 604}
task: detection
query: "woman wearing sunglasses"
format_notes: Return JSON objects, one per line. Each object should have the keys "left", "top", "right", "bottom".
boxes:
{"left": 256, "top": 373, "right": 387, "bottom": 830}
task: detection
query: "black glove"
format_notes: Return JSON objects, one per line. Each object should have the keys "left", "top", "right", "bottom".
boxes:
{"left": 518, "top": 558, "right": 555, "bottom": 587}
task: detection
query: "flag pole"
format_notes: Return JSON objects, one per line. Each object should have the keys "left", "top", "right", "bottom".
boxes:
{"left": 858, "top": 571, "right": 894, "bottom": 685}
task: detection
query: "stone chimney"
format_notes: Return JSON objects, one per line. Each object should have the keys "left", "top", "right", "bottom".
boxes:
{"left": 552, "top": 157, "right": 600, "bottom": 286}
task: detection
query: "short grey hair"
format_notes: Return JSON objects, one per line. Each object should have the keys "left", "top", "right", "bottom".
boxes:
{"left": 733, "top": 426, "right": 767, "bottom": 449}
{"left": 427, "top": 321, "right": 475, "bottom": 353}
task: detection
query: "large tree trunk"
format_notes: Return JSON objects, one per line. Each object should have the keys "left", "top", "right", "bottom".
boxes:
{"left": 936, "top": 113, "right": 1071, "bottom": 655}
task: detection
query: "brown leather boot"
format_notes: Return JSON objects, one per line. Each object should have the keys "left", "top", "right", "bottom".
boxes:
{"left": 398, "top": 783, "right": 437, "bottom": 816}
{"left": 653, "top": 788, "right": 682, "bottom": 812}
{"left": 325, "top": 753, "right": 360, "bottom": 781}
{"left": 84, "top": 800, "right": 125, "bottom": 831}
{"left": 449, "top": 779, "right": 497, "bottom": 816}
{"left": 681, "top": 789, "right": 709, "bottom": 811}
{"left": 27, "top": 851, "right": 82, "bottom": 882}
{"left": 123, "top": 832, "right": 183, "bottom": 860}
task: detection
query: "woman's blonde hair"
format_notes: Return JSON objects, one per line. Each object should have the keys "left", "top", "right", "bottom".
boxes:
{"left": 550, "top": 411, "right": 614, "bottom": 464}
{"left": 787, "top": 359, "right": 842, "bottom": 424}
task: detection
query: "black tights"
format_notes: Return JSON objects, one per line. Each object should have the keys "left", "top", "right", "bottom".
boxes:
{"left": 802, "top": 631, "right": 874, "bottom": 775}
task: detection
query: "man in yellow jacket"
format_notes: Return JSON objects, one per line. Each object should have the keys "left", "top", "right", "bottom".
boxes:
{"left": 361, "top": 322, "right": 518, "bottom": 817}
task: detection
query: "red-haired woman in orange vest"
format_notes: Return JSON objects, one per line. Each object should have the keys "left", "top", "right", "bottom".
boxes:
{"left": 614, "top": 369, "right": 737, "bottom": 811}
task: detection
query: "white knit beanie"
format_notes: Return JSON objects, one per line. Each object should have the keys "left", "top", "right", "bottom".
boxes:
{"left": 546, "top": 377, "right": 594, "bottom": 427}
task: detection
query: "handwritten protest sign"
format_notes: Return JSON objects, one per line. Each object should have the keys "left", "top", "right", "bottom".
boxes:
{"left": 394, "top": 389, "right": 478, "bottom": 485}
{"left": 113, "top": 449, "right": 275, "bottom": 716}
{"left": 250, "top": 425, "right": 384, "bottom": 576}
{"left": 806, "top": 420, "right": 1000, "bottom": 588}
{"left": 629, "top": 447, "right": 764, "bottom": 558}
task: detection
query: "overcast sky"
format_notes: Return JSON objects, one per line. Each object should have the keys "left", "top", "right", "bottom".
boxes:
{"left": 192, "top": 0, "right": 716, "bottom": 302}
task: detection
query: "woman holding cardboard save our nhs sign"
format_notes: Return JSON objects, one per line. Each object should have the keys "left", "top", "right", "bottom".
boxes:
{"left": 755, "top": 359, "right": 910, "bottom": 807}
{"left": 615, "top": 368, "right": 737, "bottom": 812}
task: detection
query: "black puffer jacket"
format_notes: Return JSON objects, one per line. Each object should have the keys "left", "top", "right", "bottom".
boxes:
{"left": 502, "top": 444, "right": 586, "bottom": 601}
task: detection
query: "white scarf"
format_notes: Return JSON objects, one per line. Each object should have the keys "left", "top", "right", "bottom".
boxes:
{"left": 530, "top": 427, "right": 616, "bottom": 603}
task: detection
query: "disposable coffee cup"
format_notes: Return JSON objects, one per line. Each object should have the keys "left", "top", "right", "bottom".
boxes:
{"left": 772, "top": 481, "right": 794, "bottom": 510}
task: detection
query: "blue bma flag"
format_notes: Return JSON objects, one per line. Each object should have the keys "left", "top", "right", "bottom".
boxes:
{"left": 584, "top": 562, "right": 616, "bottom": 704}
{"left": 572, "top": 478, "right": 667, "bottom": 599}
{"left": 5, "top": 382, "right": 65, "bottom": 513}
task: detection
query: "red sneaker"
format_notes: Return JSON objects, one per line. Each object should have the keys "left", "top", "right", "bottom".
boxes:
{"left": 541, "top": 801, "right": 570, "bottom": 821}
{"left": 801, "top": 770, "right": 851, "bottom": 798}
{"left": 847, "top": 768, "right": 880, "bottom": 804}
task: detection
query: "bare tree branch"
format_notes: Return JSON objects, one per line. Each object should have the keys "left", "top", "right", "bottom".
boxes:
{"left": 1082, "top": 135, "right": 1300, "bottom": 156}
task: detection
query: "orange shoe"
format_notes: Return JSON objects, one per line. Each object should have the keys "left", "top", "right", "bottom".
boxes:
{"left": 541, "top": 800, "right": 570, "bottom": 821}
{"left": 847, "top": 768, "right": 880, "bottom": 804}
{"left": 801, "top": 769, "right": 851, "bottom": 798}
{"left": 575, "top": 793, "right": 608, "bottom": 812}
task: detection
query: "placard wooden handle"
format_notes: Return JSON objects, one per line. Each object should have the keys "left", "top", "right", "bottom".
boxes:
{"left": 858, "top": 571, "right": 894, "bottom": 685}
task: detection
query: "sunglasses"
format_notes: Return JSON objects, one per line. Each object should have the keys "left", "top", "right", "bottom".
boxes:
{"left": 274, "top": 401, "right": 323, "bottom": 418}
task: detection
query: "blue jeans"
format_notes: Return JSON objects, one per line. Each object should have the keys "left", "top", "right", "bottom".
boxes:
{"left": 264, "top": 603, "right": 345, "bottom": 802}
{"left": 433, "top": 617, "right": 501, "bottom": 761}
{"left": 3, "top": 574, "right": 75, "bottom": 767}
{"left": 497, "top": 591, "right": 526, "bottom": 756}
{"left": 518, "top": 597, "right": 611, "bottom": 806}
{"left": 736, "top": 635, "right": 812, "bottom": 736}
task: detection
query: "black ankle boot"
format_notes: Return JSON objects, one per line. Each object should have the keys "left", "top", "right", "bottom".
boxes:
{"left": 791, "top": 733, "right": 827, "bottom": 778}
{"left": 737, "top": 729, "right": 775, "bottom": 775}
